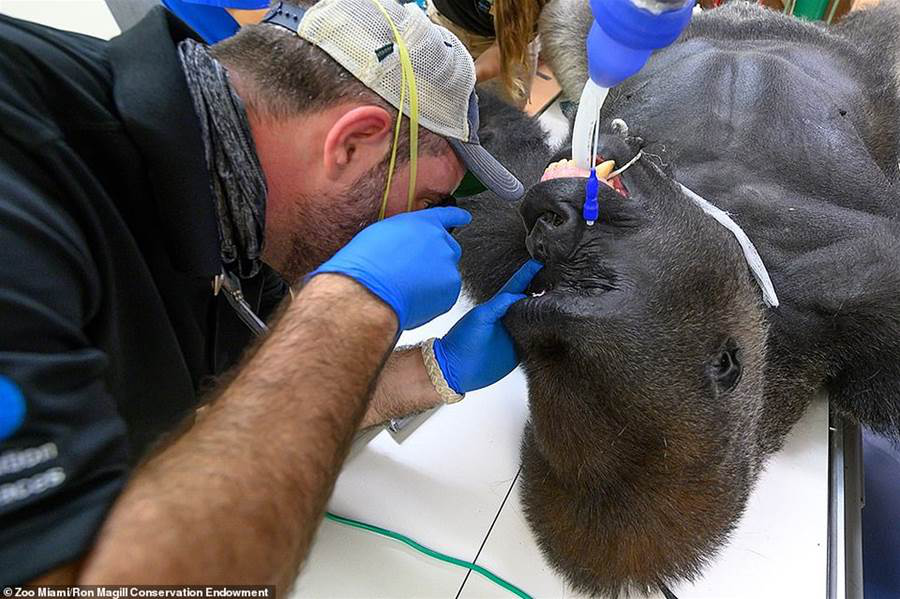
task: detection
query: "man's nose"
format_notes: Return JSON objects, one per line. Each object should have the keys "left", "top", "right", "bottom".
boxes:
{"left": 519, "top": 187, "right": 585, "bottom": 264}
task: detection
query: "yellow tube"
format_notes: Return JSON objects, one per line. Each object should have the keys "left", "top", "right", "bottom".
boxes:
{"left": 369, "top": 0, "right": 420, "bottom": 218}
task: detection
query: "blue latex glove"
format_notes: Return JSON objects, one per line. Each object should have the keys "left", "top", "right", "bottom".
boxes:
{"left": 311, "top": 207, "right": 472, "bottom": 331}
{"left": 433, "top": 259, "right": 543, "bottom": 394}
{"left": 0, "top": 376, "right": 26, "bottom": 441}
{"left": 161, "top": 0, "right": 242, "bottom": 43}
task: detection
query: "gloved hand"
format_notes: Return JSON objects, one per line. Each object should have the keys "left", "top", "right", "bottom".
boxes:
{"left": 433, "top": 259, "right": 543, "bottom": 394}
{"left": 310, "top": 207, "right": 472, "bottom": 331}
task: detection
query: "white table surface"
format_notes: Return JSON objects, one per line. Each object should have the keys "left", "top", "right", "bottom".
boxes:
{"left": 292, "top": 299, "right": 830, "bottom": 599}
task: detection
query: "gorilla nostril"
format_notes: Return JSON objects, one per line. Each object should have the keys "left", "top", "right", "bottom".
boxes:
{"left": 539, "top": 210, "right": 566, "bottom": 229}
{"left": 526, "top": 223, "right": 551, "bottom": 263}
{"left": 520, "top": 182, "right": 585, "bottom": 264}
{"left": 526, "top": 208, "right": 580, "bottom": 264}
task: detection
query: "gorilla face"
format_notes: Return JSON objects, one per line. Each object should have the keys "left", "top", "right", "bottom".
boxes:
{"left": 505, "top": 135, "right": 773, "bottom": 596}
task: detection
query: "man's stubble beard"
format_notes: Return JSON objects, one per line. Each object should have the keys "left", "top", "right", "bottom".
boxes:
{"left": 277, "top": 160, "right": 389, "bottom": 282}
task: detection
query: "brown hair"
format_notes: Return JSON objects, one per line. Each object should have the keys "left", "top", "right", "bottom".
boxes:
{"left": 210, "top": 0, "right": 447, "bottom": 160}
{"left": 493, "top": 0, "right": 551, "bottom": 102}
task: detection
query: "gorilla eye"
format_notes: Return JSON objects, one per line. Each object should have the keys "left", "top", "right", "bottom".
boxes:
{"left": 712, "top": 341, "right": 742, "bottom": 392}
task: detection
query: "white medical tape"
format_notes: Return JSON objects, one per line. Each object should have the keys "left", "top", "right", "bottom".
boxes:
{"left": 678, "top": 183, "right": 780, "bottom": 308}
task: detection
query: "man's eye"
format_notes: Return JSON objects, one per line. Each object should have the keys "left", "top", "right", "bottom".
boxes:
{"left": 427, "top": 195, "right": 456, "bottom": 208}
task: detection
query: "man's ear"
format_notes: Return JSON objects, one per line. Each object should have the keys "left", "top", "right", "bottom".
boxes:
{"left": 323, "top": 105, "right": 393, "bottom": 182}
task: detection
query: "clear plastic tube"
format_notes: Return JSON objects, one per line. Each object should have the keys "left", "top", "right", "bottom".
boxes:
{"left": 573, "top": 80, "right": 610, "bottom": 170}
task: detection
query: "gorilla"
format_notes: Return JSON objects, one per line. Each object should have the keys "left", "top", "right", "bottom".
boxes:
{"left": 456, "top": 2, "right": 900, "bottom": 597}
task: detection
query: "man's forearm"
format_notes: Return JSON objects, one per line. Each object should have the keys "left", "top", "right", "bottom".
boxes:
{"left": 360, "top": 345, "right": 444, "bottom": 429}
{"left": 78, "top": 274, "right": 397, "bottom": 589}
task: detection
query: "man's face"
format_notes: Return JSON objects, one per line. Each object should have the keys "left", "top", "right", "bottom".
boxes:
{"left": 380, "top": 141, "right": 467, "bottom": 217}
{"left": 274, "top": 142, "right": 466, "bottom": 282}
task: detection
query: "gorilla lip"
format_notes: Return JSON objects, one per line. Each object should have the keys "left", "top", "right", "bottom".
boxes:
{"left": 525, "top": 269, "right": 557, "bottom": 299}
{"left": 541, "top": 157, "right": 629, "bottom": 197}
{"left": 525, "top": 268, "right": 594, "bottom": 303}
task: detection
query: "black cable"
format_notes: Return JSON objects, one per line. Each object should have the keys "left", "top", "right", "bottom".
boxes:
{"left": 455, "top": 467, "right": 523, "bottom": 598}
{"left": 658, "top": 579, "right": 681, "bottom": 599}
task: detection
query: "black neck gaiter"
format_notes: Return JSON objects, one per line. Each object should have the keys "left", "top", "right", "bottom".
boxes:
{"left": 178, "top": 39, "right": 267, "bottom": 279}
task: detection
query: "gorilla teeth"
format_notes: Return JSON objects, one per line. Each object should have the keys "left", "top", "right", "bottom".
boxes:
{"left": 595, "top": 160, "right": 616, "bottom": 178}
{"left": 541, "top": 159, "right": 588, "bottom": 181}
{"left": 541, "top": 158, "right": 617, "bottom": 184}
{"left": 532, "top": 290, "right": 546, "bottom": 297}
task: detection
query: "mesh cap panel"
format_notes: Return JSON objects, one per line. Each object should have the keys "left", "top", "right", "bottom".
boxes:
{"left": 298, "top": 0, "right": 475, "bottom": 141}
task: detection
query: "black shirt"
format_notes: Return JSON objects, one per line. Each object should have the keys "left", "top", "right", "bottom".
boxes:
{"left": 0, "top": 8, "right": 285, "bottom": 583}
{"left": 433, "top": 0, "right": 495, "bottom": 38}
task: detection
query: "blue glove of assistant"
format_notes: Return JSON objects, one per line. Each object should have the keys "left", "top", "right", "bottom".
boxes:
{"left": 0, "top": 376, "right": 25, "bottom": 441}
{"left": 311, "top": 207, "right": 472, "bottom": 331}
{"left": 433, "top": 259, "right": 543, "bottom": 394}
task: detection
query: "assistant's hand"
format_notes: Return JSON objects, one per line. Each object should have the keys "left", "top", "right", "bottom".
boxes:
{"left": 310, "top": 207, "right": 472, "bottom": 331}
{"left": 433, "top": 259, "right": 543, "bottom": 394}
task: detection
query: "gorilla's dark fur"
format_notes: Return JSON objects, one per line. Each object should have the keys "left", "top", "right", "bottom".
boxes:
{"left": 458, "top": 2, "right": 900, "bottom": 596}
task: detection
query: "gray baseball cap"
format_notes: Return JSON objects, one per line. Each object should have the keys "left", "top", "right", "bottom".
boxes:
{"left": 262, "top": 0, "right": 525, "bottom": 201}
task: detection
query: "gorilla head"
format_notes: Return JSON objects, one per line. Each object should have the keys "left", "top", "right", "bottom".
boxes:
{"left": 460, "top": 0, "right": 900, "bottom": 595}
{"left": 507, "top": 134, "right": 770, "bottom": 595}
{"left": 456, "top": 96, "right": 779, "bottom": 596}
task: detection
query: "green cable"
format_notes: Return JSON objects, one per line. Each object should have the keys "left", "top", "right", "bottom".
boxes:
{"left": 324, "top": 512, "right": 533, "bottom": 599}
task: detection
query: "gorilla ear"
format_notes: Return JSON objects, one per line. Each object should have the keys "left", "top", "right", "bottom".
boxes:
{"left": 711, "top": 339, "right": 742, "bottom": 392}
